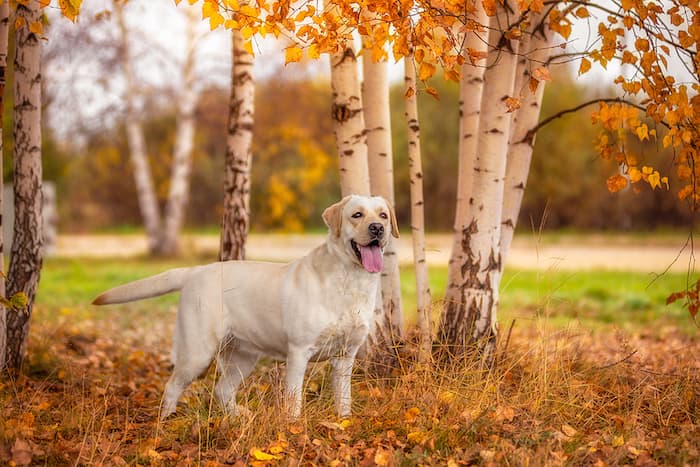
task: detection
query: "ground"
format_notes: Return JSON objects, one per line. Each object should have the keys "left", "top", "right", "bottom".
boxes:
{"left": 1, "top": 232, "right": 698, "bottom": 465}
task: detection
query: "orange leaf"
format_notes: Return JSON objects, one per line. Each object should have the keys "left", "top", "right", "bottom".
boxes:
{"left": 532, "top": 67, "right": 550, "bottom": 82}
{"left": 578, "top": 57, "right": 591, "bottom": 75}
{"left": 607, "top": 174, "right": 628, "bottom": 192}
{"left": 418, "top": 62, "right": 436, "bottom": 81}
{"left": 504, "top": 96, "right": 522, "bottom": 113}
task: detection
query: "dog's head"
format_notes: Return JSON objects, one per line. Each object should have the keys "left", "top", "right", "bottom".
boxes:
{"left": 322, "top": 195, "right": 399, "bottom": 273}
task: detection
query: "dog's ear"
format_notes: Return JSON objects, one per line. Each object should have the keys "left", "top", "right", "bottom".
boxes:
{"left": 387, "top": 201, "right": 400, "bottom": 238}
{"left": 322, "top": 196, "right": 350, "bottom": 237}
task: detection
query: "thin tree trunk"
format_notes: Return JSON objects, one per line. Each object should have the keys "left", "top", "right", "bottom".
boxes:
{"left": 161, "top": 7, "right": 198, "bottom": 256}
{"left": 443, "top": 5, "right": 489, "bottom": 323}
{"left": 500, "top": 31, "right": 551, "bottom": 264}
{"left": 115, "top": 2, "right": 162, "bottom": 255}
{"left": 0, "top": 0, "right": 9, "bottom": 371}
{"left": 438, "top": 3, "right": 520, "bottom": 366}
{"left": 361, "top": 26, "right": 403, "bottom": 346}
{"left": 5, "top": 0, "right": 43, "bottom": 372}
{"left": 404, "top": 55, "right": 432, "bottom": 363}
{"left": 220, "top": 27, "right": 254, "bottom": 262}
{"left": 330, "top": 43, "right": 370, "bottom": 197}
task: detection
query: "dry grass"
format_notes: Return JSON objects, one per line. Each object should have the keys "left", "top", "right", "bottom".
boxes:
{"left": 1, "top": 299, "right": 698, "bottom": 466}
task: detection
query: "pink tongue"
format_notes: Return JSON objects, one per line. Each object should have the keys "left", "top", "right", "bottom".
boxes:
{"left": 359, "top": 245, "right": 383, "bottom": 273}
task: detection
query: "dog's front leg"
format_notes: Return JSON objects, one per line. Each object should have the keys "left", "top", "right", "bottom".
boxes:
{"left": 331, "top": 354, "right": 355, "bottom": 418}
{"left": 285, "top": 348, "right": 311, "bottom": 418}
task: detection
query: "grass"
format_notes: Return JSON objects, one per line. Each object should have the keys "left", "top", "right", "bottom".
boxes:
{"left": 1, "top": 252, "right": 698, "bottom": 465}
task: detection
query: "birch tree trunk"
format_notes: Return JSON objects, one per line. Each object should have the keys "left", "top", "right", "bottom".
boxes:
{"left": 5, "top": 0, "right": 43, "bottom": 372}
{"left": 443, "top": 5, "right": 489, "bottom": 320}
{"left": 116, "top": 2, "right": 162, "bottom": 255}
{"left": 220, "top": 27, "right": 254, "bottom": 262}
{"left": 0, "top": 0, "right": 8, "bottom": 371}
{"left": 160, "top": 7, "right": 199, "bottom": 256}
{"left": 330, "top": 43, "right": 370, "bottom": 197}
{"left": 438, "top": 4, "right": 520, "bottom": 366}
{"left": 361, "top": 28, "right": 403, "bottom": 345}
{"left": 404, "top": 56, "right": 432, "bottom": 363}
{"left": 500, "top": 31, "right": 551, "bottom": 264}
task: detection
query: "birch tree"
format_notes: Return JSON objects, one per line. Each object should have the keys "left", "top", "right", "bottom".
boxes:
{"left": 0, "top": 0, "right": 8, "bottom": 371}
{"left": 219, "top": 26, "right": 255, "bottom": 261}
{"left": 404, "top": 54, "right": 431, "bottom": 363}
{"left": 444, "top": 3, "right": 489, "bottom": 318}
{"left": 115, "top": 1, "right": 162, "bottom": 254}
{"left": 437, "top": 0, "right": 520, "bottom": 364}
{"left": 500, "top": 28, "right": 551, "bottom": 265}
{"left": 361, "top": 19, "right": 403, "bottom": 342}
{"left": 4, "top": 0, "right": 43, "bottom": 371}
{"left": 330, "top": 43, "right": 370, "bottom": 197}
{"left": 160, "top": 6, "right": 199, "bottom": 256}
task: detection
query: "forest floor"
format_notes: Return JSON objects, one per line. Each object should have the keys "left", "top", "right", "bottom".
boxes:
{"left": 1, "top": 233, "right": 698, "bottom": 466}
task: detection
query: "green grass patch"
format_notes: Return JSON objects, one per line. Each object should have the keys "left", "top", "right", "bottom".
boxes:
{"left": 36, "top": 257, "right": 695, "bottom": 334}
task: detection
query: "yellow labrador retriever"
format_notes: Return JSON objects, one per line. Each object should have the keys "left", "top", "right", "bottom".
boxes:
{"left": 93, "top": 195, "right": 398, "bottom": 419}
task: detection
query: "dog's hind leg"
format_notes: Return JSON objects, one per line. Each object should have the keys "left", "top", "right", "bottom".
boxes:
{"left": 214, "top": 343, "right": 259, "bottom": 414}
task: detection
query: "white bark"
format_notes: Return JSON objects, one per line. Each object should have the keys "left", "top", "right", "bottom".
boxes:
{"left": 444, "top": 7, "right": 489, "bottom": 313}
{"left": 0, "top": 0, "right": 8, "bottom": 371}
{"left": 5, "top": 0, "right": 43, "bottom": 371}
{"left": 500, "top": 31, "right": 551, "bottom": 264}
{"left": 330, "top": 43, "right": 370, "bottom": 197}
{"left": 404, "top": 56, "right": 432, "bottom": 363}
{"left": 439, "top": 2, "right": 520, "bottom": 364}
{"left": 115, "top": 2, "right": 162, "bottom": 254}
{"left": 220, "top": 27, "right": 255, "bottom": 261}
{"left": 361, "top": 26, "right": 403, "bottom": 341}
{"left": 161, "top": 7, "right": 199, "bottom": 256}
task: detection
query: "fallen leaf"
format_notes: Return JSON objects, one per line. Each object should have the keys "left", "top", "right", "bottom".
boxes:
{"left": 561, "top": 424, "right": 577, "bottom": 438}
{"left": 250, "top": 448, "right": 281, "bottom": 461}
{"left": 374, "top": 447, "right": 391, "bottom": 466}
{"left": 11, "top": 438, "right": 33, "bottom": 467}
{"left": 404, "top": 407, "right": 421, "bottom": 423}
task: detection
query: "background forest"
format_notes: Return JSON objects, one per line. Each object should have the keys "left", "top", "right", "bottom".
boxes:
{"left": 12, "top": 67, "right": 692, "bottom": 235}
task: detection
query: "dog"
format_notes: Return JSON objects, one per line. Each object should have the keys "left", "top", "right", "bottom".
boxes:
{"left": 92, "top": 195, "right": 398, "bottom": 419}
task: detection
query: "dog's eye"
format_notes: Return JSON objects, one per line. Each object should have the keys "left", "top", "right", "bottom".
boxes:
{"left": 379, "top": 212, "right": 388, "bottom": 219}
{"left": 351, "top": 212, "right": 363, "bottom": 219}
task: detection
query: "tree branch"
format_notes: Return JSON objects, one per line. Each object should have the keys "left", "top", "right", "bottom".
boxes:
{"left": 520, "top": 97, "right": 670, "bottom": 145}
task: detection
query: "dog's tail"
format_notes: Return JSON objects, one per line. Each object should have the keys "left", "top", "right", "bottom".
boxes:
{"left": 92, "top": 267, "right": 192, "bottom": 305}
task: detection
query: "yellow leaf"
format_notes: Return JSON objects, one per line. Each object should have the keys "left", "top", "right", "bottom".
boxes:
{"left": 628, "top": 166, "right": 642, "bottom": 182}
{"left": 308, "top": 43, "right": 320, "bottom": 60}
{"left": 243, "top": 40, "right": 254, "bottom": 56}
{"left": 407, "top": 430, "right": 428, "bottom": 444}
{"left": 285, "top": 46, "right": 303, "bottom": 64}
{"left": 250, "top": 448, "right": 281, "bottom": 461}
{"left": 648, "top": 171, "right": 661, "bottom": 189}
{"left": 418, "top": 62, "right": 436, "bottom": 81}
{"left": 612, "top": 435, "right": 625, "bottom": 447}
{"left": 14, "top": 17, "right": 25, "bottom": 31}
{"left": 579, "top": 57, "right": 591, "bottom": 75}
{"left": 635, "top": 124, "right": 649, "bottom": 141}
{"left": 208, "top": 12, "right": 224, "bottom": 30}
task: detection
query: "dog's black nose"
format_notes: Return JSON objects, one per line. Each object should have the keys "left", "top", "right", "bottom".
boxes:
{"left": 368, "top": 222, "right": 384, "bottom": 238}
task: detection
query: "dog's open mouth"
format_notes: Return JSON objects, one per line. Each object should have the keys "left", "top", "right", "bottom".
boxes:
{"left": 351, "top": 239, "right": 383, "bottom": 273}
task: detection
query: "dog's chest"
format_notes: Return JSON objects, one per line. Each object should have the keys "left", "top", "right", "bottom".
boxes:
{"left": 309, "top": 286, "right": 375, "bottom": 361}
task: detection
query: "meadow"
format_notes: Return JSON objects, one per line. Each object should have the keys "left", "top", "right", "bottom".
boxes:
{"left": 1, "top": 234, "right": 698, "bottom": 465}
